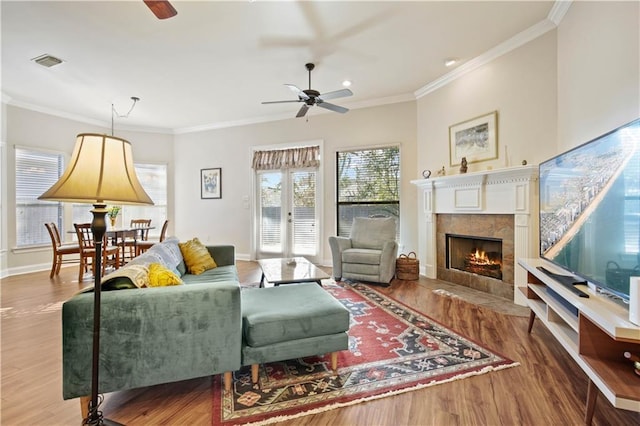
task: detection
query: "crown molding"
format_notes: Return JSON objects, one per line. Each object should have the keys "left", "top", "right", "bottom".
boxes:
{"left": 174, "top": 92, "right": 416, "bottom": 134}
{"left": 5, "top": 97, "right": 174, "bottom": 135}
{"left": 5, "top": 2, "right": 567, "bottom": 135}
{"left": 548, "top": 0, "right": 572, "bottom": 26}
{"left": 415, "top": 18, "right": 557, "bottom": 99}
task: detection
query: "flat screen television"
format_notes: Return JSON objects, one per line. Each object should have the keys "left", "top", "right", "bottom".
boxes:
{"left": 539, "top": 118, "right": 640, "bottom": 302}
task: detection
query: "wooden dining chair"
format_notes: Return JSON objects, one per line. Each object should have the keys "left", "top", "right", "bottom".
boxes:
{"left": 44, "top": 222, "right": 81, "bottom": 279}
{"left": 136, "top": 219, "right": 169, "bottom": 255}
{"left": 122, "top": 219, "right": 152, "bottom": 262}
{"left": 74, "top": 223, "right": 121, "bottom": 282}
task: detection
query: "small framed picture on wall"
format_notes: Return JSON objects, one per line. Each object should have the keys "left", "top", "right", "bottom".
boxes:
{"left": 201, "top": 168, "right": 221, "bottom": 199}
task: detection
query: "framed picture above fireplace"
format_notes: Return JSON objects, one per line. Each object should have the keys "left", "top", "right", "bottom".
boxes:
{"left": 449, "top": 111, "right": 498, "bottom": 166}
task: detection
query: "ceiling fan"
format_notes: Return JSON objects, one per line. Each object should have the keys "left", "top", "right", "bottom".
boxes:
{"left": 143, "top": 0, "right": 177, "bottom": 20}
{"left": 262, "top": 63, "right": 353, "bottom": 118}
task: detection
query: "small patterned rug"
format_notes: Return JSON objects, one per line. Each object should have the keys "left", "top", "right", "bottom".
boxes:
{"left": 212, "top": 282, "right": 518, "bottom": 425}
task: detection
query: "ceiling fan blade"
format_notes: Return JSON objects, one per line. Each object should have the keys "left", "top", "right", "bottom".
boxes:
{"left": 143, "top": 1, "right": 177, "bottom": 20}
{"left": 285, "top": 84, "right": 310, "bottom": 100}
{"left": 262, "top": 100, "right": 302, "bottom": 104}
{"left": 318, "top": 88, "right": 353, "bottom": 101}
{"left": 317, "top": 101, "right": 349, "bottom": 114}
{"left": 296, "top": 104, "right": 310, "bottom": 118}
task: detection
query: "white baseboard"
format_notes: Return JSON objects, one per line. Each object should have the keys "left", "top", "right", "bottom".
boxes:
{"left": 5, "top": 262, "right": 51, "bottom": 277}
{"left": 235, "top": 253, "right": 251, "bottom": 262}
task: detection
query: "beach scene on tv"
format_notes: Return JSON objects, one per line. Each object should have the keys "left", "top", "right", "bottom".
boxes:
{"left": 539, "top": 120, "right": 640, "bottom": 299}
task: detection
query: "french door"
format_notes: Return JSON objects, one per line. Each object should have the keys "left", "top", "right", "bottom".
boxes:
{"left": 256, "top": 168, "right": 320, "bottom": 262}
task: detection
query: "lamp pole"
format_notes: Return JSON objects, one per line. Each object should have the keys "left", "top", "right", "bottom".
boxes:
{"left": 85, "top": 203, "right": 112, "bottom": 425}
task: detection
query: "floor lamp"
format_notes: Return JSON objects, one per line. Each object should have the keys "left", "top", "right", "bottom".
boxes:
{"left": 39, "top": 133, "right": 153, "bottom": 425}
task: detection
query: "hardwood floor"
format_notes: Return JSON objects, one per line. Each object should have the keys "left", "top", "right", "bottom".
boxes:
{"left": 1, "top": 262, "right": 638, "bottom": 425}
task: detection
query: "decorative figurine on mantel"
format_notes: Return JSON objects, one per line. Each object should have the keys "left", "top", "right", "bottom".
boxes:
{"left": 460, "top": 157, "right": 468, "bottom": 174}
{"left": 436, "top": 166, "right": 446, "bottom": 176}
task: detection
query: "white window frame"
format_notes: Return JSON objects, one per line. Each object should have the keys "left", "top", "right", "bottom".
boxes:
{"left": 14, "top": 147, "right": 64, "bottom": 248}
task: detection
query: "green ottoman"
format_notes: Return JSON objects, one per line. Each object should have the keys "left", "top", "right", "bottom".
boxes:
{"left": 241, "top": 282, "right": 350, "bottom": 384}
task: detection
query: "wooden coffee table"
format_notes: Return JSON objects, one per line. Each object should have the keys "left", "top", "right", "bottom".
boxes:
{"left": 257, "top": 257, "right": 330, "bottom": 287}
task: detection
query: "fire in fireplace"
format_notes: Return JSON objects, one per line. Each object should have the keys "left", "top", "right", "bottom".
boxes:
{"left": 446, "top": 234, "right": 503, "bottom": 280}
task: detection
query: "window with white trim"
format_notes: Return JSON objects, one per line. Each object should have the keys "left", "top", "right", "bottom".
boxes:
{"left": 336, "top": 146, "right": 400, "bottom": 237}
{"left": 122, "top": 163, "right": 168, "bottom": 238}
{"left": 15, "top": 148, "right": 64, "bottom": 247}
{"left": 70, "top": 163, "right": 168, "bottom": 238}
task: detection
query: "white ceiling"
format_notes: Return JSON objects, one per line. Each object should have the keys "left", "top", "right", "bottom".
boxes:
{"left": 1, "top": 1, "right": 556, "bottom": 134}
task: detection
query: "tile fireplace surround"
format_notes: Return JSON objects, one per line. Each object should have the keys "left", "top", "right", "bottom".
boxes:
{"left": 412, "top": 165, "right": 539, "bottom": 305}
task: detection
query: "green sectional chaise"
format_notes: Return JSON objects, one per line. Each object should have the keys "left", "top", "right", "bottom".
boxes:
{"left": 61, "top": 238, "right": 242, "bottom": 407}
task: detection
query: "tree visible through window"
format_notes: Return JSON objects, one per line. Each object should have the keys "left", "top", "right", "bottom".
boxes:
{"left": 336, "top": 146, "right": 400, "bottom": 237}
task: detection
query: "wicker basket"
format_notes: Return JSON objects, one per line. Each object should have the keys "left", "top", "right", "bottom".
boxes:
{"left": 396, "top": 252, "right": 419, "bottom": 280}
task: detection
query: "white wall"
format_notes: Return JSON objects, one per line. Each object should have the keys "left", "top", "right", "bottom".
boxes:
{"left": 2, "top": 106, "right": 174, "bottom": 275}
{"left": 557, "top": 1, "right": 640, "bottom": 150}
{"left": 413, "top": 27, "right": 558, "bottom": 282}
{"left": 173, "top": 101, "right": 418, "bottom": 263}
{"left": 416, "top": 30, "right": 558, "bottom": 176}
{"left": 1, "top": 100, "right": 7, "bottom": 276}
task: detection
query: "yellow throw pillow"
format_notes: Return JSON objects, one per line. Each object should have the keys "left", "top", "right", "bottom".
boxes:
{"left": 147, "top": 263, "right": 183, "bottom": 287}
{"left": 178, "top": 237, "right": 217, "bottom": 275}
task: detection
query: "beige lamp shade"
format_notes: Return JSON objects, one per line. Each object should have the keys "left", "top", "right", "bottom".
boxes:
{"left": 39, "top": 133, "right": 153, "bottom": 205}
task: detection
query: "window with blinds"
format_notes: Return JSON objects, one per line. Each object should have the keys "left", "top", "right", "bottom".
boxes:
{"left": 336, "top": 146, "right": 400, "bottom": 237}
{"left": 122, "top": 164, "right": 168, "bottom": 238}
{"left": 15, "top": 148, "right": 64, "bottom": 247}
{"left": 70, "top": 163, "right": 168, "bottom": 238}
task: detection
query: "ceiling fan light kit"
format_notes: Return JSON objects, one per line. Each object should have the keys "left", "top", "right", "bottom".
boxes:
{"left": 262, "top": 63, "right": 353, "bottom": 118}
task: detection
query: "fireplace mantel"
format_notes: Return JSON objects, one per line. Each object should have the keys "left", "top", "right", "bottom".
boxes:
{"left": 411, "top": 165, "right": 539, "bottom": 305}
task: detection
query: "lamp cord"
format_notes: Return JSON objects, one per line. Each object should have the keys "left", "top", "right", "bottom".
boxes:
{"left": 82, "top": 394, "right": 105, "bottom": 425}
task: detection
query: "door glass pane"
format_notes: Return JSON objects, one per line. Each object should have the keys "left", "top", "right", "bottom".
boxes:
{"left": 259, "top": 171, "right": 282, "bottom": 253}
{"left": 291, "top": 170, "right": 317, "bottom": 256}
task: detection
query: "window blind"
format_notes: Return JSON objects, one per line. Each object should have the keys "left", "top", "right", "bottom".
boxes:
{"left": 71, "top": 163, "right": 168, "bottom": 239}
{"left": 15, "top": 148, "right": 64, "bottom": 246}
{"left": 336, "top": 146, "right": 400, "bottom": 237}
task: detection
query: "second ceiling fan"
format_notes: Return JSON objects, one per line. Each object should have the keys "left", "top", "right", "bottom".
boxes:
{"left": 262, "top": 63, "right": 353, "bottom": 118}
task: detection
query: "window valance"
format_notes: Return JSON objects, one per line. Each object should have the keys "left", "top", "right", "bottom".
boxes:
{"left": 252, "top": 145, "right": 319, "bottom": 171}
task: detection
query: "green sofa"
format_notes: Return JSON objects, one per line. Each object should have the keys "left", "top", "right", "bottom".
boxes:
{"left": 61, "top": 238, "right": 241, "bottom": 403}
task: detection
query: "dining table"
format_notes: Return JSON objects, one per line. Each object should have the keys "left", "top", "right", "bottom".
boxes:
{"left": 107, "top": 226, "right": 155, "bottom": 263}
{"left": 69, "top": 225, "right": 155, "bottom": 265}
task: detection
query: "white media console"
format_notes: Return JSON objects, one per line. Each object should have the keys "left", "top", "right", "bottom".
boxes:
{"left": 518, "top": 258, "right": 640, "bottom": 424}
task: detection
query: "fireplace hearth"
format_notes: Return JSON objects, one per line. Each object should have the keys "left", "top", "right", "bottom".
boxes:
{"left": 446, "top": 234, "right": 503, "bottom": 280}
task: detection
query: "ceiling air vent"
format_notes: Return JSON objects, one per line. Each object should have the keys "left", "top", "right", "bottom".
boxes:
{"left": 31, "top": 54, "right": 64, "bottom": 68}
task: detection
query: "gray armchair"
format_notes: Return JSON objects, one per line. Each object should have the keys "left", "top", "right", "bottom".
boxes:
{"left": 329, "top": 217, "right": 398, "bottom": 285}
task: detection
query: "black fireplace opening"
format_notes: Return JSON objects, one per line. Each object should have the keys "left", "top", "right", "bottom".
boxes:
{"left": 446, "top": 234, "right": 503, "bottom": 280}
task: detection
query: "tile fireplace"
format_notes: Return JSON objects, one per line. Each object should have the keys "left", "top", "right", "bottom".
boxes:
{"left": 438, "top": 214, "right": 513, "bottom": 299}
{"left": 412, "top": 166, "right": 538, "bottom": 305}
{"left": 446, "top": 234, "right": 503, "bottom": 280}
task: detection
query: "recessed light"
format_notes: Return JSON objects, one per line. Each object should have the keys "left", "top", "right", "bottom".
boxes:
{"left": 342, "top": 80, "right": 352, "bottom": 87}
{"left": 444, "top": 58, "right": 457, "bottom": 67}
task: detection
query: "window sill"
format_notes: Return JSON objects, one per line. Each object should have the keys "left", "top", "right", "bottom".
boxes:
{"left": 12, "top": 245, "right": 49, "bottom": 254}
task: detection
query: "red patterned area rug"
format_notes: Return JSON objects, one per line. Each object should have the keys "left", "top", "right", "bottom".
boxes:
{"left": 212, "top": 282, "right": 518, "bottom": 425}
